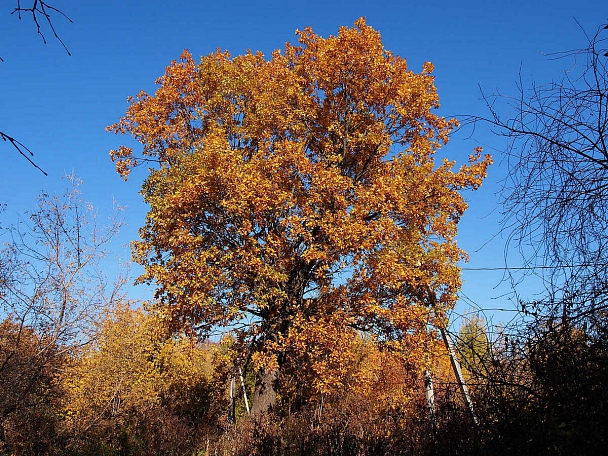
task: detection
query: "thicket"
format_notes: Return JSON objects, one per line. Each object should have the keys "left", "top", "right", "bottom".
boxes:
{"left": 2, "top": 304, "right": 606, "bottom": 455}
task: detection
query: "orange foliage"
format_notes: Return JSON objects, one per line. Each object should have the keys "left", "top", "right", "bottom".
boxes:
{"left": 108, "top": 18, "right": 491, "bottom": 403}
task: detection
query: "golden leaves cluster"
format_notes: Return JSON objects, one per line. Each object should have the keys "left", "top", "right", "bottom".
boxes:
{"left": 61, "top": 305, "right": 214, "bottom": 432}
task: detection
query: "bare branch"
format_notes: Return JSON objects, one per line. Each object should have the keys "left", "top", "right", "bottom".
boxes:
{"left": 467, "top": 23, "right": 608, "bottom": 322}
{"left": 11, "top": 0, "right": 73, "bottom": 56}
{"left": 1, "top": 130, "right": 47, "bottom": 175}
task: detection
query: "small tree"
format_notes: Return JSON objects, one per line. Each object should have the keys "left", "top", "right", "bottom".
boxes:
{"left": 0, "top": 318, "right": 62, "bottom": 454}
{"left": 108, "top": 18, "right": 491, "bottom": 413}
{"left": 0, "top": 176, "right": 125, "bottom": 451}
{"left": 0, "top": 175, "right": 125, "bottom": 346}
{"left": 61, "top": 305, "right": 219, "bottom": 455}
{"left": 457, "top": 314, "right": 490, "bottom": 378}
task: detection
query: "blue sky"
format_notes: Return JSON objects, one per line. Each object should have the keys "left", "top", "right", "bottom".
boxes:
{"left": 1, "top": 0, "right": 604, "bottom": 330}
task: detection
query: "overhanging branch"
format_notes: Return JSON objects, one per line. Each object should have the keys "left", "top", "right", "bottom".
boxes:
{"left": 1, "top": 131, "right": 47, "bottom": 176}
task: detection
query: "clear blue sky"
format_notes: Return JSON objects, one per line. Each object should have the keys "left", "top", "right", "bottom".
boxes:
{"left": 1, "top": 0, "right": 604, "bottom": 329}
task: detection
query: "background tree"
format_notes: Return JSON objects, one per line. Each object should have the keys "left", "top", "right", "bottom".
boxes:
{"left": 478, "top": 23, "right": 608, "bottom": 325}
{"left": 0, "top": 175, "right": 125, "bottom": 346}
{"left": 61, "top": 304, "right": 221, "bottom": 455}
{"left": 0, "top": 176, "right": 125, "bottom": 452}
{"left": 0, "top": 319, "right": 63, "bottom": 454}
{"left": 456, "top": 313, "right": 490, "bottom": 379}
{"left": 454, "top": 318, "right": 608, "bottom": 456}
{"left": 457, "top": 23, "right": 608, "bottom": 455}
{"left": 109, "top": 18, "right": 491, "bottom": 414}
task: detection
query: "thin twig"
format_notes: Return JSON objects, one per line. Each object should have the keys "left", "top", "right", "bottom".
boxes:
{"left": 11, "top": 0, "right": 73, "bottom": 56}
{"left": 1, "top": 131, "right": 48, "bottom": 175}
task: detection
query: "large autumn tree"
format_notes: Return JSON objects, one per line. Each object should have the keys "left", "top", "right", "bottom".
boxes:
{"left": 108, "top": 18, "right": 491, "bottom": 412}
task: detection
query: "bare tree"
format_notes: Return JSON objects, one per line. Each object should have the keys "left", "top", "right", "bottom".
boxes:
{"left": 0, "top": 176, "right": 127, "bottom": 451}
{"left": 472, "top": 23, "right": 608, "bottom": 325}
{"left": 0, "top": 175, "right": 126, "bottom": 345}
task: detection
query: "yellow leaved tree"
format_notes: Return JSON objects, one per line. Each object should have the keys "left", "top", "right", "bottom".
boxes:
{"left": 61, "top": 304, "right": 220, "bottom": 454}
{"left": 108, "top": 18, "right": 491, "bottom": 413}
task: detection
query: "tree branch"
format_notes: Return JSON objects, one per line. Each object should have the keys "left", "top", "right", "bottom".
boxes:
{"left": 1, "top": 131, "right": 47, "bottom": 175}
{"left": 11, "top": 0, "right": 72, "bottom": 56}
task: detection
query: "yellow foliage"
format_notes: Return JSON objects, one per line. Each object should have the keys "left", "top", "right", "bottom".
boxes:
{"left": 61, "top": 304, "right": 214, "bottom": 433}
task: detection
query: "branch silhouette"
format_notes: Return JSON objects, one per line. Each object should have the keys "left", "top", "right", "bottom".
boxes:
{"left": 1, "top": 131, "right": 47, "bottom": 175}
{"left": 2, "top": 1, "right": 72, "bottom": 174}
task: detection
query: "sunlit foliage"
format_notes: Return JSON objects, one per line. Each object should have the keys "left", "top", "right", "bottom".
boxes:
{"left": 61, "top": 304, "right": 219, "bottom": 454}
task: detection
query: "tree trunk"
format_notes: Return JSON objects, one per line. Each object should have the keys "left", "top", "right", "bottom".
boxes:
{"left": 440, "top": 326, "right": 479, "bottom": 426}
{"left": 251, "top": 367, "right": 277, "bottom": 415}
{"left": 424, "top": 369, "right": 437, "bottom": 434}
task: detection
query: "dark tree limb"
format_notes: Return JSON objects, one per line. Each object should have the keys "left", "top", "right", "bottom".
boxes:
{"left": 1, "top": 2, "right": 72, "bottom": 175}
{"left": 11, "top": 0, "right": 72, "bottom": 56}
{"left": 1, "top": 131, "right": 47, "bottom": 175}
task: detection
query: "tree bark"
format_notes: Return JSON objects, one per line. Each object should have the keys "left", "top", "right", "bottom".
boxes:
{"left": 251, "top": 367, "right": 277, "bottom": 415}
{"left": 424, "top": 369, "right": 437, "bottom": 434}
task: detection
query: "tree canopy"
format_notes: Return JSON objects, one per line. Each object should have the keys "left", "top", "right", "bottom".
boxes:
{"left": 108, "top": 18, "right": 491, "bottom": 409}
